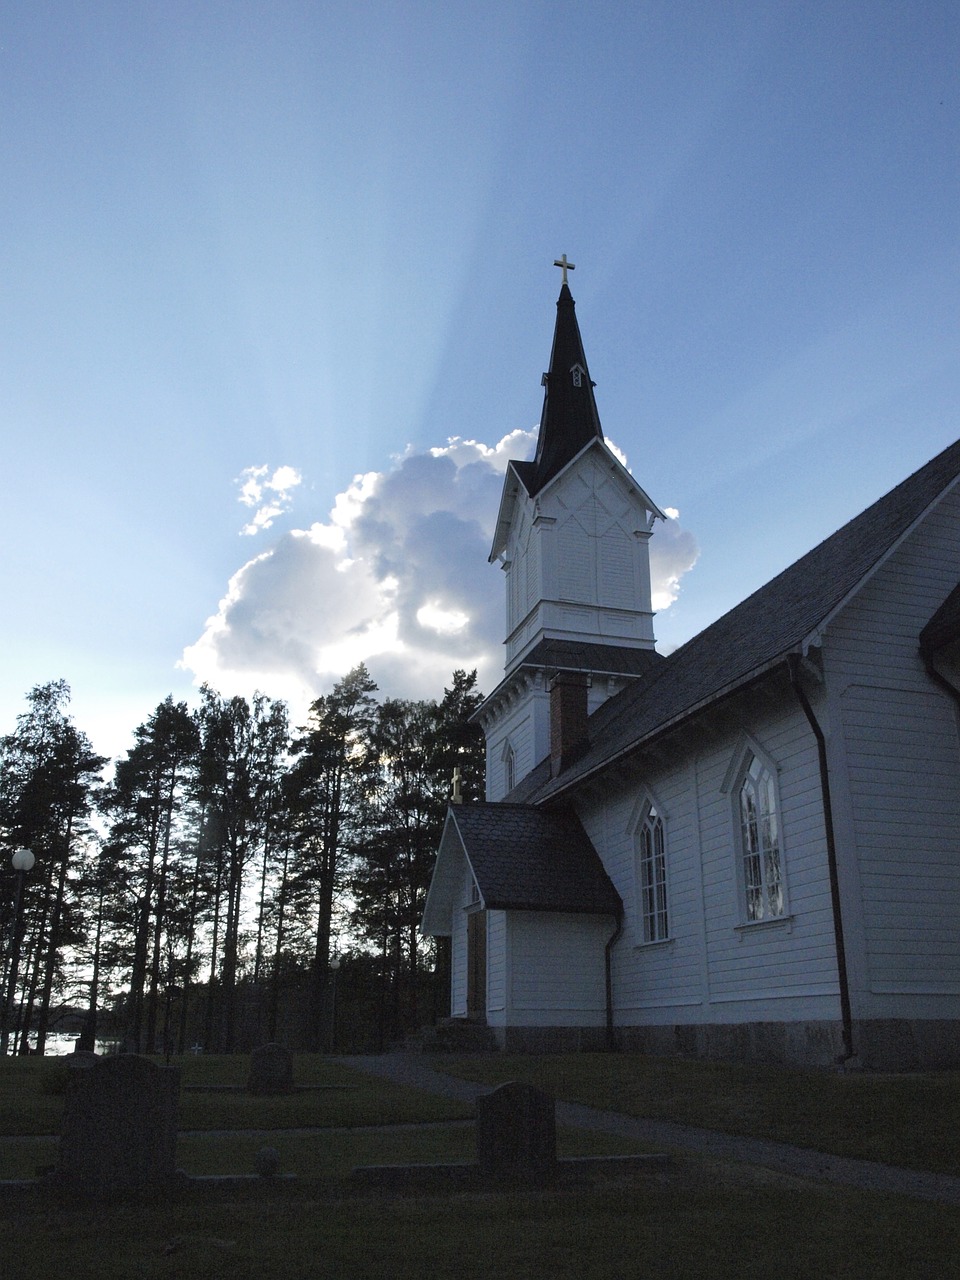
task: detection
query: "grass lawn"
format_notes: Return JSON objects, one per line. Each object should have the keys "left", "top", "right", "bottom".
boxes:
{"left": 4, "top": 1166, "right": 959, "bottom": 1279}
{"left": 0, "top": 1054, "right": 473, "bottom": 1137}
{"left": 0, "top": 1123, "right": 641, "bottom": 1181}
{"left": 2, "top": 1051, "right": 959, "bottom": 1278}
{"left": 433, "top": 1052, "right": 960, "bottom": 1175}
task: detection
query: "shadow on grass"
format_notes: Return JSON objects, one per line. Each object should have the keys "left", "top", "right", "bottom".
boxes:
{"left": 4, "top": 1159, "right": 959, "bottom": 1280}
{"left": 432, "top": 1052, "right": 960, "bottom": 1175}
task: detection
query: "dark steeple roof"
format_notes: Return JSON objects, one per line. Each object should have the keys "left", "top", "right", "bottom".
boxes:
{"left": 527, "top": 282, "right": 605, "bottom": 495}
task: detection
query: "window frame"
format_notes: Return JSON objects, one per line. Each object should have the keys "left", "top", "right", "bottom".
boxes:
{"left": 630, "top": 792, "right": 671, "bottom": 945}
{"left": 726, "top": 741, "right": 789, "bottom": 926}
{"left": 501, "top": 739, "right": 516, "bottom": 794}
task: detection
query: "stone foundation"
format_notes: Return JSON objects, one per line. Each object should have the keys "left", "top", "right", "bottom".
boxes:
{"left": 495, "top": 1025, "right": 611, "bottom": 1054}
{"left": 851, "top": 1019, "right": 960, "bottom": 1071}
{"left": 486, "top": 1019, "right": 960, "bottom": 1070}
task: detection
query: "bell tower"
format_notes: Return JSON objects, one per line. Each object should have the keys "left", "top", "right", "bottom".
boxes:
{"left": 478, "top": 262, "right": 664, "bottom": 799}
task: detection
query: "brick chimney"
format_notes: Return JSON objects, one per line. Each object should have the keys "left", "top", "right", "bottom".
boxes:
{"left": 549, "top": 672, "right": 590, "bottom": 777}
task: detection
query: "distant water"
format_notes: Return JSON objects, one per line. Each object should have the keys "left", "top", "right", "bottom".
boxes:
{"left": 23, "top": 1033, "right": 120, "bottom": 1057}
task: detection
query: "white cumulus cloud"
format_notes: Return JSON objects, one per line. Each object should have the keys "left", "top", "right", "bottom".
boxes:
{"left": 237, "top": 464, "right": 303, "bottom": 535}
{"left": 182, "top": 432, "right": 698, "bottom": 713}
{"left": 650, "top": 510, "right": 700, "bottom": 612}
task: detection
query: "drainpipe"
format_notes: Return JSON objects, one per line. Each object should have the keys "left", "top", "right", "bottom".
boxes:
{"left": 604, "top": 912, "right": 623, "bottom": 1051}
{"left": 787, "top": 655, "right": 855, "bottom": 1065}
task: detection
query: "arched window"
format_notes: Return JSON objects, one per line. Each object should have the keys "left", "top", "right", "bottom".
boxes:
{"left": 637, "top": 803, "right": 668, "bottom": 942}
{"left": 503, "top": 741, "right": 516, "bottom": 794}
{"left": 738, "top": 752, "right": 784, "bottom": 921}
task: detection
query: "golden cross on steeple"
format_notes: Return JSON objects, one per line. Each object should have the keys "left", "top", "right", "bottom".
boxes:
{"left": 553, "top": 254, "right": 575, "bottom": 285}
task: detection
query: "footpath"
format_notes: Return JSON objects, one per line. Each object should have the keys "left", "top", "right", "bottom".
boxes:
{"left": 340, "top": 1053, "right": 960, "bottom": 1207}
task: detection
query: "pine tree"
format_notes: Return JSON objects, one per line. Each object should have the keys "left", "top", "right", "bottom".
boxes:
{"left": 282, "top": 665, "right": 378, "bottom": 1049}
{"left": 0, "top": 681, "right": 105, "bottom": 1054}
{"left": 101, "top": 697, "right": 200, "bottom": 1052}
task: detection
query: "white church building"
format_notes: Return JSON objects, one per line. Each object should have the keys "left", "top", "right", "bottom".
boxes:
{"left": 422, "top": 271, "right": 960, "bottom": 1069}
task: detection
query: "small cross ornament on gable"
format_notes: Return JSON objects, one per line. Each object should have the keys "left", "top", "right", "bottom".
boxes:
{"left": 451, "top": 766, "right": 463, "bottom": 804}
{"left": 553, "top": 254, "right": 575, "bottom": 285}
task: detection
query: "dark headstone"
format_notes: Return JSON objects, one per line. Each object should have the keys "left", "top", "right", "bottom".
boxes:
{"left": 56, "top": 1054, "right": 180, "bottom": 1195}
{"left": 476, "top": 1080, "right": 557, "bottom": 1184}
{"left": 254, "top": 1146, "right": 281, "bottom": 1178}
{"left": 247, "top": 1042, "right": 295, "bottom": 1095}
{"left": 68, "top": 1049, "right": 99, "bottom": 1068}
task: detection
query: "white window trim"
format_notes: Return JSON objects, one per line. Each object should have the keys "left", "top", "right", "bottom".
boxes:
{"left": 628, "top": 788, "right": 671, "bottom": 945}
{"left": 725, "top": 738, "right": 789, "bottom": 926}
{"left": 500, "top": 738, "right": 517, "bottom": 794}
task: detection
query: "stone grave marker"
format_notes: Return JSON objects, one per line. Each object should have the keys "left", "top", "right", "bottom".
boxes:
{"left": 247, "top": 1041, "right": 295, "bottom": 1095}
{"left": 56, "top": 1054, "right": 180, "bottom": 1195}
{"left": 476, "top": 1080, "right": 557, "bottom": 1185}
{"left": 68, "top": 1049, "right": 99, "bottom": 1068}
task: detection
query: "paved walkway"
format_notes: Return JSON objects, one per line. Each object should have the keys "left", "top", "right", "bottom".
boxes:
{"left": 340, "top": 1053, "right": 960, "bottom": 1206}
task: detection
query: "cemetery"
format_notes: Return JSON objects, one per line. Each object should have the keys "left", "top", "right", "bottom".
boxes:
{"left": 0, "top": 1046, "right": 959, "bottom": 1277}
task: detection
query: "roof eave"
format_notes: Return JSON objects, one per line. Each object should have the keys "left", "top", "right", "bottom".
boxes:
{"left": 421, "top": 807, "right": 471, "bottom": 936}
{"left": 482, "top": 897, "right": 621, "bottom": 916}
{"left": 539, "top": 650, "right": 800, "bottom": 803}
{"left": 488, "top": 463, "right": 526, "bottom": 563}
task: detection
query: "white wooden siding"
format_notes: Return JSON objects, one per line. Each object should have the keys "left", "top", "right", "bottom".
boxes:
{"left": 823, "top": 484, "right": 960, "bottom": 1014}
{"left": 506, "top": 912, "right": 609, "bottom": 1025}
{"left": 476, "top": 451, "right": 960, "bottom": 1040}
{"left": 503, "top": 445, "right": 657, "bottom": 664}
{"left": 484, "top": 690, "right": 550, "bottom": 800}
{"left": 578, "top": 686, "right": 842, "bottom": 1027}
{"left": 487, "top": 911, "right": 507, "bottom": 1014}
{"left": 838, "top": 682, "right": 960, "bottom": 994}
{"left": 450, "top": 898, "right": 468, "bottom": 1017}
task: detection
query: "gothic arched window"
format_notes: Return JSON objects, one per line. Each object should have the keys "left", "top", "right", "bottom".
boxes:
{"left": 636, "top": 802, "right": 669, "bottom": 942}
{"left": 738, "top": 752, "right": 784, "bottom": 922}
{"left": 502, "top": 741, "right": 516, "bottom": 795}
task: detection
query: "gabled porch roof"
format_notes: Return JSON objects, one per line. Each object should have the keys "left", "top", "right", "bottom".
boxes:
{"left": 422, "top": 802, "right": 621, "bottom": 936}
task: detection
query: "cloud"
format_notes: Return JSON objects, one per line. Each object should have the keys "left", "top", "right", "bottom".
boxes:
{"left": 182, "top": 432, "right": 698, "bottom": 712}
{"left": 650, "top": 510, "right": 700, "bottom": 612}
{"left": 237, "top": 464, "right": 302, "bottom": 535}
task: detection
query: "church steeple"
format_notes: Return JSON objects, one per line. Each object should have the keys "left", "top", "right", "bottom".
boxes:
{"left": 529, "top": 268, "right": 604, "bottom": 495}
{"left": 479, "top": 262, "right": 665, "bottom": 798}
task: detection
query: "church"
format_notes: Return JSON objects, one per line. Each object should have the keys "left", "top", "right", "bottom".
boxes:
{"left": 422, "top": 265, "right": 960, "bottom": 1070}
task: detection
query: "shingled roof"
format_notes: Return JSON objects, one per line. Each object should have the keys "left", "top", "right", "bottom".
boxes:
{"left": 512, "top": 435, "right": 960, "bottom": 804}
{"left": 515, "top": 638, "right": 663, "bottom": 678}
{"left": 440, "top": 802, "right": 621, "bottom": 915}
{"left": 475, "top": 641, "right": 663, "bottom": 723}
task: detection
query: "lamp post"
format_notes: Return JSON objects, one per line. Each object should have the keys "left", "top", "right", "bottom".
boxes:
{"left": 328, "top": 954, "right": 341, "bottom": 1053}
{"left": 1, "top": 848, "right": 36, "bottom": 1056}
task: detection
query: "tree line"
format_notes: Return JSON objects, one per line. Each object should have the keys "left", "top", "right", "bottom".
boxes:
{"left": 0, "top": 667, "right": 485, "bottom": 1056}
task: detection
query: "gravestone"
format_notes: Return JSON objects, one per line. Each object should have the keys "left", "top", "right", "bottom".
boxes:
{"left": 476, "top": 1080, "right": 557, "bottom": 1185}
{"left": 56, "top": 1054, "right": 180, "bottom": 1195}
{"left": 68, "top": 1049, "right": 99, "bottom": 1068}
{"left": 247, "top": 1042, "right": 294, "bottom": 1095}
{"left": 254, "top": 1145, "right": 281, "bottom": 1178}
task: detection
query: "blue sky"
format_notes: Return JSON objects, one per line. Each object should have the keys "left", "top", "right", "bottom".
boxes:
{"left": 2, "top": 1, "right": 958, "bottom": 760}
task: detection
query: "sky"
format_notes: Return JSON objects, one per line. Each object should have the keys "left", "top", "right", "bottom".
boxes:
{"left": 2, "top": 1, "right": 958, "bottom": 763}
